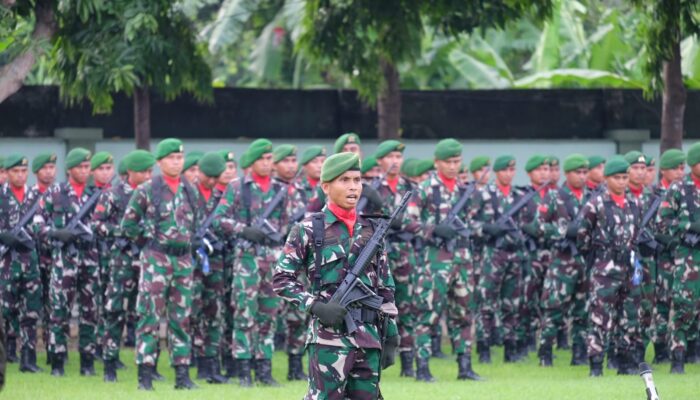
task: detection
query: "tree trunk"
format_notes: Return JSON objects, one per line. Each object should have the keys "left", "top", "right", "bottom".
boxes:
{"left": 377, "top": 59, "right": 401, "bottom": 140}
{"left": 660, "top": 39, "right": 685, "bottom": 154}
{"left": 0, "top": 0, "right": 55, "bottom": 103}
{"left": 134, "top": 86, "right": 151, "bottom": 150}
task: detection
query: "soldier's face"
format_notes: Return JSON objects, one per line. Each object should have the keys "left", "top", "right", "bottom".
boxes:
{"left": 472, "top": 167, "right": 490, "bottom": 184}
{"left": 183, "top": 166, "right": 199, "bottom": 184}
{"left": 92, "top": 163, "right": 114, "bottom": 185}
{"left": 495, "top": 166, "right": 516, "bottom": 186}
{"left": 363, "top": 166, "right": 382, "bottom": 180}
{"left": 0, "top": 168, "right": 6, "bottom": 184}
{"left": 691, "top": 163, "right": 700, "bottom": 179}
{"left": 458, "top": 172, "right": 469, "bottom": 184}
{"left": 606, "top": 173, "right": 629, "bottom": 195}
{"left": 645, "top": 166, "right": 656, "bottom": 185}
{"left": 7, "top": 166, "right": 28, "bottom": 188}
{"left": 159, "top": 152, "right": 185, "bottom": 178}
{"left": 69, "top": 161, "right": 91, "bottom": 184}
{"left": 628, "top": 163, "right": 647, "bottom": 186}
{"left": 220, "top": 161, "right": 237, "bottom": 184}
{"left": 198, "top": 174, "right": 217, "bottom": 190}
{"left": 661, "top": 164, "right": 684, "bottom": 184}
{"left": 528, "top": 164, "right": 550, "bottom": 186}
{"left": 588, "top": 164, "right": 605, "bottom": 183}
{"left": 342, "top": 143, "right": 361, "bottom": 155}
{"left": 36, "top": 163, "right": 56, "bottom": 185}
{"left": 251, "top": 153, "right": 273, "bottom": 177}
{"left": 378, "top": 151, "right": 402, "bottom": 176}
{"left": 565, "top": 168, "right": 587, "bottom": 189}
{"left": 435, "top": 156, "right": 462, "bottom": 180}
{"left": 128, "top": 169, "right": 152, "bottom": 186}
{"left": 322, "top": 170, "right": 362, "bottom": 210}
{"left": 275, "top": 156, "right": 298, "bottom": 181}
{"left": 550, "top": 165, "right": 561, "bottom": 183}
{"left": 303, "top": 156, "right": 325, "bottom": 181}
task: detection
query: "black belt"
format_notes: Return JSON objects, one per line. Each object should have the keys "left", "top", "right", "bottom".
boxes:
{"left": 348, "top": 308, "right": 379, "bottom": 324}
{"left": 149, "top": 242, "right": 191, "bottom": 256}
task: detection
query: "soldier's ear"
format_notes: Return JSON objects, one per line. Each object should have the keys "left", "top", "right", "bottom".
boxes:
{"left": 321, "top": 181, "right": 331, "bottom": 197}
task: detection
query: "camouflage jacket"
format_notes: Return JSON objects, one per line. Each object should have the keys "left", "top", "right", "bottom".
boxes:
{"left": 273, "top": 206, "right": 398, "bottom": 349}
{"left": 657, "top": 175, "right": 700, "bottom": 242}
{"left": 376, "top": 176, "right": 420, "bottom": 246}
{"left": 93, "top": 180, "right": 134, "bottom": 242}
{"left": 35, "top": 182, "right": 102, "bottom": 246}
{"left": 0, "top": 183, "right": 42, "bottom": 246}
{"left": 120, "top": 176, "right": 201, "bottom": 248}
{"left": 576, "top": 190, "right": 641, "bottom": 257}
{"left": 538, "top": 185, "right": 591, "bottom": 245}
{"left": 470, "top": 182, "right": 529, "bottom": 249}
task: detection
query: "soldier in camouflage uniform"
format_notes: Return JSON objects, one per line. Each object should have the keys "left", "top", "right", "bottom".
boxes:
{"left": 0, "top": 155, "right": 43, "bottom": 373}
{"left": 274, "top": 152, "right": 399, "bottom": 399}
{"left": 414, "top": 139, "right": 482, "bottom": 381}
{"left": 548, "top": 156, "right": 561, "bottom": 190}
{"left": 212, "top": 138, "right": 289, "bottom": 387}
{"left": 537, "top": 154, "right": 591, "bottom": 367}
{"left": 121, "top": 139, "right": 201, "bottom": 390}
{"left": 182, "top": 151, "right": 204, "bottom": 186}
{"left": 35, "top": 148, "right": 101, "bottom": 377}
{"left": 94, "top": 150, "right": 155, "bottom": 382}
{"left": 660, "top": 142, "right": 700, "bottom": 374}
{"left": 577, "top": 155, "right": 641, "bottom": 377}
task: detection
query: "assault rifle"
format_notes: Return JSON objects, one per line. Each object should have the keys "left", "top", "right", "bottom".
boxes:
{"left": 240, "top": 185, "right": 286, "bottom": 249}
{"left": 494, "top": 180, "right": 550, "bottom": 251}
{"left": 0, "top": 199, "right": 41, "bottom": 258}
{"left": 636, "top": 192, "right": 664, "bottom": 256}
{"left": 557, "top": 183, "right": 605, "bottom": 256}
{"left": 356, "top": 163, "right": 397, "bottom": 214}
{"left": 51, "top": 188, "right": 102, "bottom": 255}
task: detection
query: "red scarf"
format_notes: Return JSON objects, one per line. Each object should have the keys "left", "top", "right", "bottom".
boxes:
{"left": 308, "top": 177, "right": 319, "bottom": 189}
{"left": 328, "top": 201, "right": 357, "bottom": 236}
{"left": 198, "top": 182, "right": 212, "bottom": 202}
{"left": 628, "top": 183, "right": 643, "bottom": 198}
{"left": 567, "top": 183, "right": 583, "bottom": 201}
{"left": 10, "top": 184, "right": 24, "bottom": 204}
{"left": 692, "top": 174, "right": 700, "bottom": 190}
{"left": 128, "top": 178, "right": 139, "bottom": 190}
{"left": 533, "top": 183, "right": 548, "bottom": 199}
{"left": 660, "top": 178, "right": 671, "bottom": 189}
{"left": 69, "top": 177, "right": 86, "bottom": 198}
{"left": 610, "top": 192, "right": 626, "bottom": 208}
{"left": 37, "top": 183, "right": 49, "bottom": 194}
{"left": 387, "top": 176, "right": 399, "bottom": 194}
{"left": 438, "top": 171, "right": 456, "bottom": 193}
{"left": 586, "top": 180, "right": 598, "bottom": 190}
{"left": 497, "top": 183, "right": 511, "bottom": 197}
{"left": 94, "top": 180, "right": 110, "bottom": 190}
{"left": 252, "top": 172, "right": 271, "bottom": 193}
{"left": 215, "top": 183, "right": 228, "bottom": 193}
{"left": 162, "top": 174, "right": 180, "bottom": 194}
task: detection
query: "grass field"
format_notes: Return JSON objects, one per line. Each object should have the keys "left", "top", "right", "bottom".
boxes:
{"left": 3, "top": 346, "right": 699, "bottom": 399}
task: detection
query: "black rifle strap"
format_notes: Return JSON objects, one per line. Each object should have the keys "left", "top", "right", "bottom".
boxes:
{"left": 602, "top": 199, "right": 617, "bottom": 242}
{"left": 560, "top": 188, "right": 576, "bottom": 220}
{"left": 311, "top": 212, "right": 325, "bottom": 294}
{"left": 685, "top": 181, "right": 697, "bottom": 223}
{"left": 242, "top": 181, "right": 252, "bottom": 225}
{"left": 432, "top": 185, "right": 441, "bottom": 224}
{"left": 489, "top": 186, "right": 500, "bottom": 220}
{"left": 151, "top": 175, "right": 163, "bottom": 214}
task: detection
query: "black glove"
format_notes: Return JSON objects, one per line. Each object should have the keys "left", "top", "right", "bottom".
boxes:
{"left": 390, "top": 215, "right": 403, "bottom": 230}
{"left": 240, "top": 227, "right": 266, "bottom": 244}
{"left": 433, "top": 223, "right": 457, "bottom": 240}
{"left": 361, "top": 185, "right": 383, "bottom": 211}
{"left": 0, "top": 232, "right": 20, "bottom": 248}
{"left": 689, "top": 221, "right": 700, "bottom": 234}
{"left": 49, "top": 229, "right": 77, "bottom": 244}
{"left": 521, "top": 222, "right": 538, "bottom": 238}
{"left": 565, "top": 224, "right": 579, "bottom": 240}
{"left": 310, "top": 300, "right": 347, "bottom": 327}
{"left": 654, "top": 233, "right": 672, "bottom": 246}
{"left": 483, "top": 223, "right": 507, "bottom": 237}
{"left": 381, "top": 334, "right": 399, "bottom": 369}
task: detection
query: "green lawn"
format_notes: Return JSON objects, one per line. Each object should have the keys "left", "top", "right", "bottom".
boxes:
{"left": 3, "top": 346, "right": 699, "bottom": 399}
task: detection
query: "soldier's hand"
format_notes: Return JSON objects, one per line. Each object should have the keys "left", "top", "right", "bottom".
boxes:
{"left": 381, "top": 334, "right": 399, "bottom": 369}
{"left": 49, "top": 229, "right": 77, "bottom": 244}
{"left": 361, "top": 185, "right": 383, "bottom": 211}
{"left": 240, "top": 227, "right": 266, "bottom": 244}
{"left": 0, "top": 232, "right": 19, "bottom": 247}
{"left": 521, "top": 222, "right": 538, "bottom": 238}
{"left": 433, "top": 223, "right": 457, "bottom": 240}
{"left": 310, "top": 301, "right": 347, "bottom": 327}
{"left": 565, "top": 224, "right": 579, "bottom": 239}
{"left": 689, "top": 221, "right": 700, "bottom": 234}
{"left": 483, "top": 223, "right": 507, "bottom": 237}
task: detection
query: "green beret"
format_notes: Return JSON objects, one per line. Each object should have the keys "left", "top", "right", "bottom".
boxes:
{"left": 198, "top": 152, "right": 226, "bottom": 178}
{"left": 563, "top": 153, "right": 589, "bottom": 172}
{"left": 659, "top": 149, "right": 685, "bottom": 170}
{"left": 219, "top": 150, "right": 236, "bottom": 163}
{"left": 32, "top": 153, "right": 57, "bottom": 174}
{"left": 242, "top": 138, "right": 273, "bottom": 168}
{"left": 184, "top": 151, "right": 204, "bottom": 171}
{"left": 687, "top": 142, "right": 700, "bottom": 166}
{"left": 624, "top": 150, "right": 646, "bottom": 165}
{"left": 156, "top": 138, "right": 184, "bottom": 160}
{"left": 588, "top": 155, "right": 606, "bottom": 168}
{"left": 4, "top": 154, "right": 28, "bottom": 170}
{"left": 375, "top": 140, "right": 405, "bottom": 159}
{"left": 493, "top": 155, "right": 516, "bottom": 172}
{"left": 548, "top": 156, "right": 560, "bottom": 167}
{"left": 118, "top": 159, "right": 127, "bottom": 176}
{"left": 66, "top": 148, "right": 91, "bottom": 169}
{"left": 124, "top": 150, "right": 156, "bottom": 172}
{"left": 401, "top": 158, "right": 417, "bottom": 176}
{"left": 434, "top": 138, "right": 462, "bottom": 160}
{"left": 322, "top": 152, "right": 361, "bottom": 182}
{"left": 460, "top": 163, "right": 469, "bottom": 174}
{"left": 273, "top": 144, "right": 297, "bottom": 163}
{"left": 604, "top": 155, "right": 630, "bottom": 176}
{"left": 412, "top": 159, "right": 434, "bottom": 177}
{"left": 525, "top": 155, "right": 547, "bottom": 172}
{"left": 333, "top": 132, "right": 361, "bottom": 154}
{"left": 645, "top": 154, "right": 655, "bottom": 167}
{"left": 90, "top": 151, "right": 113, "bottom": 170}
{"left": 239, "top": 151, "right": 251, "bottom": 169}
{"left": 469, "top": 156, "right": 490, "bottom": 173}
{"left": 360, "top": 155, "right": 378, "bottom": 174}
{"left": 301, "top": 146, "right": 326, "bottom": 165}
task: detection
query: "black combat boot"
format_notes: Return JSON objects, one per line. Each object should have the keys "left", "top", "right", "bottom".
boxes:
{"left": 538, "top": 343, "right": 553, "bottom": 367}
{"left": 196, "top": 356, "right": 209, "bottom": 380}
{"left": 152, "top": 351, "right": 165, "bottom": 381}
{"left": 556, "top": 328, "right": 570, "bottom": 350}
{"left": 287, "top": 354, "right": 308, "bottom": 381}
{"left": 527, "top": 334, "right": 537, "bottom": 352}
{"left": 477, "top": 341, "right": 491, "bottom": 364}
{"left": 456, "top": 353, "right": 483, "bottom": 381}
{"left": 223, "top": 355, "right": 238, "bottom": 379}
{"left": 431, "top": 334, "right": 447, "bottom": 359}
{"left": 653, "top": 342, "right": 669, "bottom": 364}
{"left": 504, "top": 340, "right": 519, "bottom": 363}
{"left": 115, "top": 355, "right": 126, "bottom": 370}
{"left": 80, "top": 352, "right": 96, "bottom": 376}
{"left": 95, "top": 344, "right": 103, "bottom": 361}
{"left": 399, "top": 350, "right": 415, "bottom": 378}
{"left": 51, "top": 353, "right": 65, "bottom": 377}
{"left": 570, "top": 342, "right": 587, "bottom": 366}
{"left": 606, "top": 347, "right": 618, "bottom": 370}
{"left": 670, "top": 349, "right": 685, "bottom": 374}
{"left": 274, "top": 332, "right": 286, "bottom": 351}
{"left": 174, "top": 365, "right": 198, "bottom": 389}
{"left": 686, "top": 340, "right": 698, "bottom": 363}
{"left": 6, "top": 338, "right": 18, "bottom": 363}
{"left": 19, "top": 346, "right": 43, "bottom": 373}
{"left": 256, "top": 359, "right": 281, "bottom": 387}
{"left": 137, "top": 364, "right": 153, "bottom": 390}
{"left": 103, "top": 359, "right": 118, "bottom": 382}
{"left": 238, "top": 359, "right": 253, "bottom": 387}
{"left": 205, "top": 357, "right": 229, "bottom": 384}
{"left": 415, "top": 357, "right": 436, "bottom": 382}
{"left": 616, "top": 351, "right": 636, "bottom": 375}
{"left": 124, "top": 322, "right": 136, "bottom": 348}
{"left": 589, "top": 354, "right": 604, "bottom": 377}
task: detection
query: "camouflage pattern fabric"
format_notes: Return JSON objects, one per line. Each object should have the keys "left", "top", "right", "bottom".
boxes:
{"left": 306, "top": 344, "right": 381, "bottom": 400}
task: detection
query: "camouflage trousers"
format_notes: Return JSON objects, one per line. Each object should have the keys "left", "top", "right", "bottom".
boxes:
{"left": 539, "top": 252, "right": 588, "bottom": 347}
{"left": 232, "top": 250, "right": 281, "bottom": 360}
{"left": 521, "top": 249, "right": 548, "bottom": 337}
{"left": 387, "top": 241, "right": 416, "bottom": 352}
{"left": 135, "top": 247, "right": 193, "bottom": 366}
{"left": 48, "top": 247, "right": 99, "bottom": 356}
{"left": 102, "top": 248, "right": 140, "bottom": 361}
{"left": 191, "top": 253, "right": 225, "bottom": 359}
{"left": 281, "top": 303, "right": 307, "bottom": 355}
{"left": 669, "top": 245, "right": 700, "bottom": 352}
{"left": 1, "top": 251, "right": 41, "bottom": 351}
{"left": 477, "top": 246, "right": 523, "bottom": 343}
{"left": 652, "top": 252, "right": 674, "bottom": 345}
{"left": 415, "top": 246, "right": 474, "bottom": 359}
{"left": 639, "top": 255, "right": 656, "bottom": 344}
{"left": 38, "top": 249, "right": 53, "bottom": 350}
{"left": 306, "top": 344, "right": 380, "bottom": 400}
{"left": 96, "top": 249, "right": 111, "bottom": 345}
{"left": 586, "top": 256, "right": 642, "bottom": 358}
{"left": 221, "top": 246, "right": 236, "bottom": 360}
